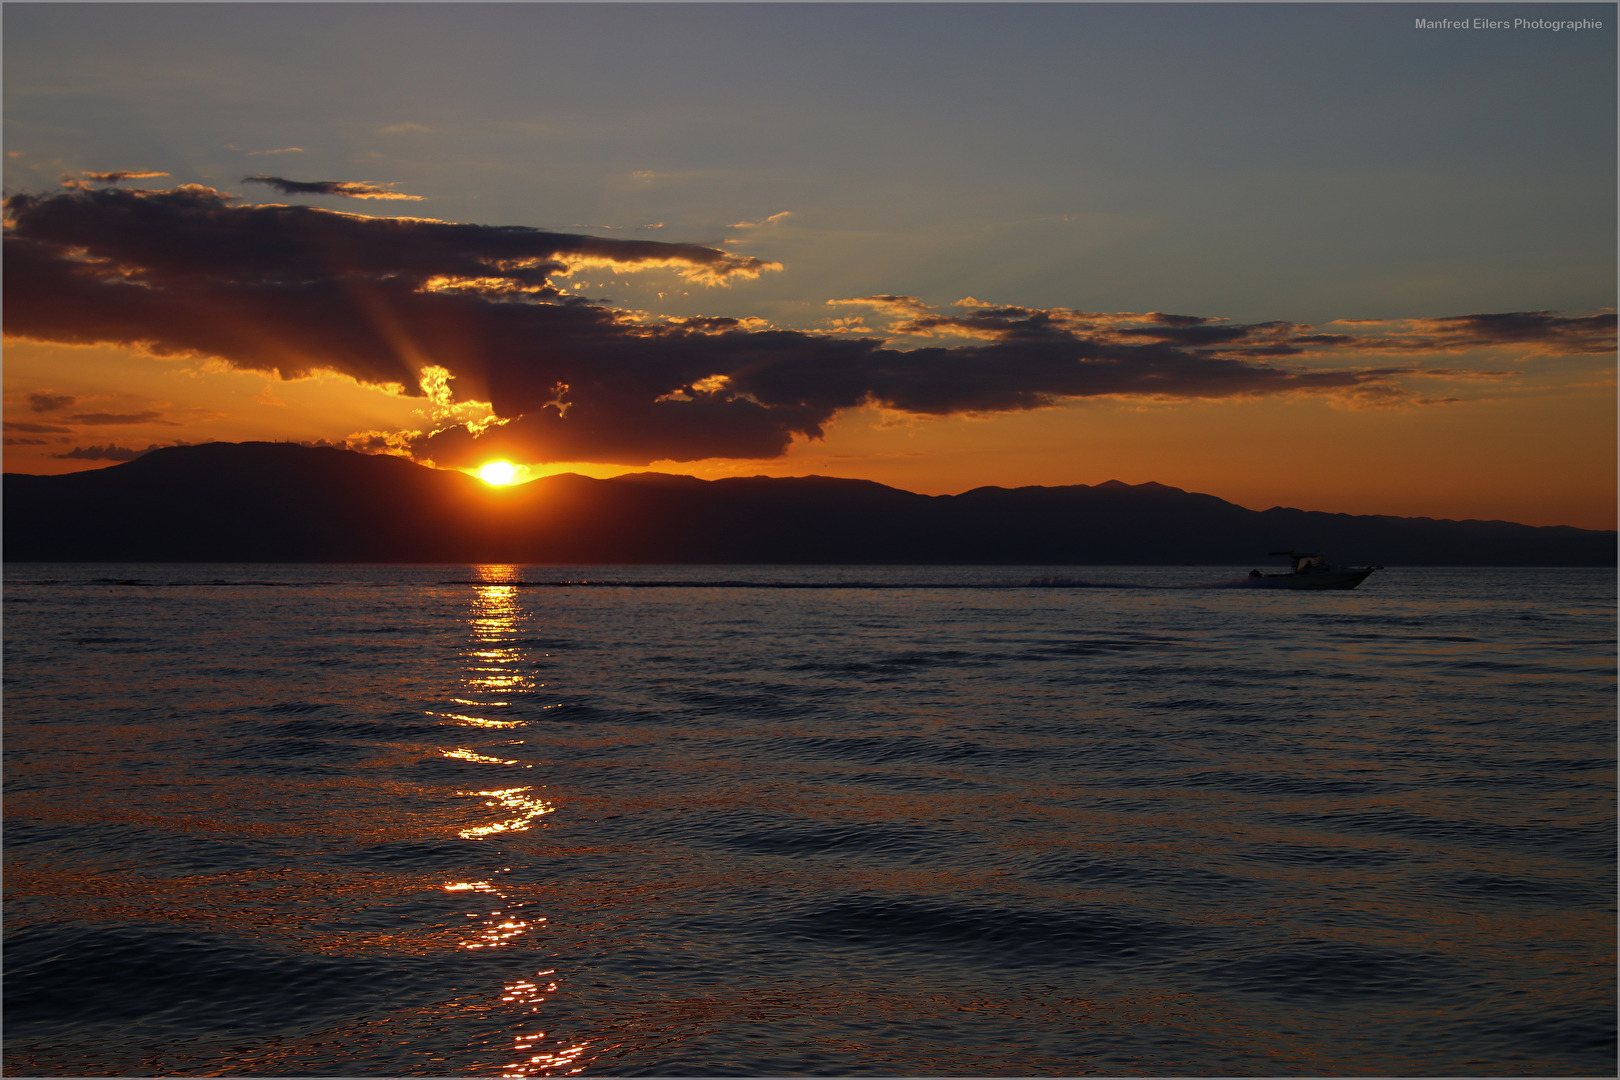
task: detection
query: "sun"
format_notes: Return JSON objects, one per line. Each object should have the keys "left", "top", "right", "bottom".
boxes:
{"left": 478, "top": 461, "right": 518, "bottom": 486}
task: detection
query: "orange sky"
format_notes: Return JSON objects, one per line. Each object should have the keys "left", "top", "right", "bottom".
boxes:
{"left": 5, "top": 335, "right": 1613, "bottom": 529}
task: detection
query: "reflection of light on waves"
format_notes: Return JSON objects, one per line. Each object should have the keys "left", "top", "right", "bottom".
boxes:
{"left": 466, "top": 571, "right": 537, "bottom": 700}
{"left": 508, "top": 1041, "right": 590, "bottom": 1077}
{"left": 429, "top": 710, "right": 522, "bottom": 729}
{"left": 443, "top": 567, "right": 593, "bottom": 1077}
{"left": 431, "top": 571, "right": 542, "bottom": 729}
{"left": 458, "top": 786, "right": 554, "bottom": 839}
{"left": 503, "top": 970, "right": 588, "bottom": 1077}
{"left": 445, "top": 877, "right": 587, "bottom": 1076}
{"left": 442, "top": 746, "right": 528, "bottom": 766}
{"left": 444, "top": 879, "right": 540, "bottom": 947}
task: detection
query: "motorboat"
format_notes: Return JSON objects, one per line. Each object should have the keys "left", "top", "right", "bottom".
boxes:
{"left": 1242, "top": 551, "right": 1380, "bottom": 590}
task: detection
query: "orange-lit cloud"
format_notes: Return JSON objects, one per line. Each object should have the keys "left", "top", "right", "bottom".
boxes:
{"left": 5, "top": 182, "right": 1612, "bottom": 471}
{"left": 826, "top": 294, "right": 934, "bottom": 321}
{"left": 80, "top": 170, "right": 170, "bottom": 183}
{"left": 729, "top": 211, "right": 793, "bottom": 228}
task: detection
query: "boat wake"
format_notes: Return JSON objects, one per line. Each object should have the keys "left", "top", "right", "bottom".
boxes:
{"left": 437, "top": 577, "right": 1241, "bottom": 591}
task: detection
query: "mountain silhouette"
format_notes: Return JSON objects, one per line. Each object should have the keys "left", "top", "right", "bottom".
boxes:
{"left": 4, "top": 442, "right": 1613, "bottom": 565}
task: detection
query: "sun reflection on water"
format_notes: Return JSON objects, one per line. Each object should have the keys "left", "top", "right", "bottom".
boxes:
{"left": 457, "top": 786, "right": 555, "bottom": 839}
{"left": 459, "top": 566, "right": 540, "bottom": 704}
{"left": 428, "top": 711, "right": 523, "bottom": 729}
{"left": 441, "top": 746, "right": 527, "bottom": 766}
{"left": 436, "top": 567, "right": 594, "bottom": 1076}
{"left": 506, "top": 1040, "right": 592, "bottom": 1078}
{"left": 443, "top": 875, "right": 587, "bottom": 1075}
{"left": 500, "top": 969, "right": 589, "bottom": 1080}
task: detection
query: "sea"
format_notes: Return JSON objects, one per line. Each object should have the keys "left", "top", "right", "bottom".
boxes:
{"left": 3, "top": 564, "right": 1614, "bottom": 1078}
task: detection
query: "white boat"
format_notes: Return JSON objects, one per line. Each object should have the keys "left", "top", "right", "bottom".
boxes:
{"left": 1242, "top": 551, "right": 1380, "bottom": 589}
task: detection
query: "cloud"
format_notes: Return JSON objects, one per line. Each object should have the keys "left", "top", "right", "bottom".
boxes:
{"left": 1329, "top": 312, "right": 1618, "bottom": 356}
{"left": 5, "top": 421, "right": 74, "bottom": 434}
{"left": 28, "top": 391, "right": 75, "bottom": 412}
{"left": 827, "top": 295, "right": 934, "bottom": 318}
{"left": 6, "top": 182, "right": 1612, "bottom": 469}
{"left": 4, "top": 182, "right": 782, "bottom": 391}
{"left": 81, "top": 170, "right": 170, "bottom": 183}
{"left": 730, "top": 211, "right": 793, "bottom": 228}
{"left": 846, "top": 297, "right": 1615, "bottom": 358}
{"left": 52, "top": 443, "right": 152, "bottom": 461}
{"left": 65, "top": 410, "right": 171, "bottom": 425}
{"left": 243, "top": 176, "right": 426, "bottom": 201}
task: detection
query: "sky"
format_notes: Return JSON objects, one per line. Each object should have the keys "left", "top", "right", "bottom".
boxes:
{"left": 4, "top": 2, "right": 1615, "bottom": 529}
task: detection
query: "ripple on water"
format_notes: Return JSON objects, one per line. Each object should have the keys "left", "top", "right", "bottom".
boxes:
{"left": 1025, "top": 854, "right": 1266, "bottom": 901}
{"left": 1245, "top": 843, "right": 1413, "bottom": 868}
{"left": 238, "top": 714, "right": 448, "bottom": 742}
{"left": 1275, "top": 807, "right": 1617, "bottom": 863}
{"left": 347, "top": 838, "right": 502, "bottom": 872}
{"left": 658, "top": 809, "right": 980, "bottom": 866}
{"left": 4, "top": 921, "right": 444, "bottom": 1038}
{"left": 778, "top": 895, "right": 1214, "bottom": 971}
{"left": 5, "top": 821, "right": 285, "bottom": 877}
{"left": 3, "top": 564, "right": 1612, "bottom": 1076}
{"left": 1428, "top": 872, "right": 1612, "bottom": 908}
{"left": 808, "top": 769, "right": 992, "bottom": 793}
{"left": 1198, "top": 941, "right": 1450, "bottom": 999}
{"left": 1455, "top": 1006, "right": 1620, "bottom": 1062}
{"left": 761, "top": 733, "right": 1049, "bottom": 770}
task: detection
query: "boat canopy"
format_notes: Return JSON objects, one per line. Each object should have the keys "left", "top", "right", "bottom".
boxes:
{"left": 1268, "top": 551, "right": 1331, "bottom": 574}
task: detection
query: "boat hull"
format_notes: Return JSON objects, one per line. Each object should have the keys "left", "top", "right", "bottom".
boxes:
{"left": 1249, "top": 569, "right": 1375, "bottom": 590}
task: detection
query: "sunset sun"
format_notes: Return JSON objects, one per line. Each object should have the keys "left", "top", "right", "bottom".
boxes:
{"left": 478, "top": 461, "right": 517, "bottom": 486}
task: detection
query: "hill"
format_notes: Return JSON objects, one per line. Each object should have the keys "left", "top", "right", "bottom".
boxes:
{"left": 4, "top": 442, "right": 1613, "bottom": 565}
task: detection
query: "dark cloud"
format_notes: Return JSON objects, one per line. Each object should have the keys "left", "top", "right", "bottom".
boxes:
{"left": 5, "top": 183, "right": 1611, "bottom": 468}
{"left": 28, "top": 392, "right": 75, "bottom": 412}
{"left": 243, "top": 176, "right": 425, "bottom": 201}
{"left": 1362, "top": 312, "right": 1617, "bottom": 356}
{"left": 4, "top": 183, "right": 779, "bottom": 401}
{"left": 66, "top": 411, "right": 171, "bottom": 425}
{"left": 52, "top": 443, "right": 151, "bottom": 461}
{"left": 854, "top": 299, "right": 1614, "bottom": 359}
{"left": 4, "top": 436, "right": 49, "bottom": 446}
{"left": 5, "top": 421, "right": 75, "bottom": 434}
{"left": 341, "top": 432, "right": 406, "bottom": 456}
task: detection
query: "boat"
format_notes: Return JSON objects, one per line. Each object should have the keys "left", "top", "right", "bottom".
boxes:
{"left": 1242, "top": 551, "right": 1380, "bottom": 590}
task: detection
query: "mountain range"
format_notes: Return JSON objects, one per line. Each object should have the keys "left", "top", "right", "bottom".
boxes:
{"left": 4, "top": 442, "right": 1613, "bottom": 565}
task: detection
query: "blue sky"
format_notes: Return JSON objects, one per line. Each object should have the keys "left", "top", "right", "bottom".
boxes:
{"left": 10, "top": 3, "right": 1613, "bottom": 320}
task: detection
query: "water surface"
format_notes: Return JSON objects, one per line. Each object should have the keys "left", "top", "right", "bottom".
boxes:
{"left": 4, "top": 564, "right": 1614, "bottom": 1075}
